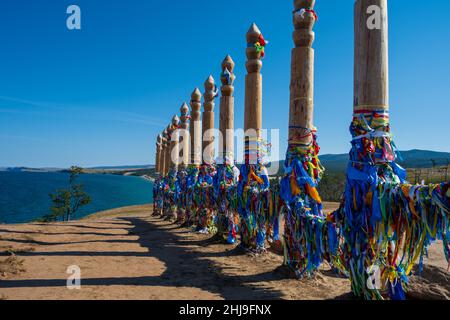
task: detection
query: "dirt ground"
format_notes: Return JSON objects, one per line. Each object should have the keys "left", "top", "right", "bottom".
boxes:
{"left": 0, "top": 204, "right": 448, "bottom": 300}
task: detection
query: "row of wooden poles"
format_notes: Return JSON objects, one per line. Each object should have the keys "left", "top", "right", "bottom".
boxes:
{"left": 150, "top": 0, "right": 449, "bottom": 300}
{"left": 154, "top": 0, "right": 390, "bottom": 177}
{"left": 154, "top": 26, "right": 260, "bottom": 177}
{"left": 152, "top": 0, "right": 387, "bottom": 250}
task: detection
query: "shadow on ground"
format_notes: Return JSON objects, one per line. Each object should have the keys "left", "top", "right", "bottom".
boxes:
{"left": 0, "top": 216, "right": 294, "bottom": 299}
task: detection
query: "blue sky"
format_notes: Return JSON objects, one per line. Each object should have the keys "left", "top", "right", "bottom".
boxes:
{"left": 0, "top": 0, "right": 449, "bottom": 168}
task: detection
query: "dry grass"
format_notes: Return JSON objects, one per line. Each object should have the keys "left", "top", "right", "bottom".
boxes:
{"left": 0, "top": 254, "right": 26, "bottom": 278}
{"left": 406, "top": 165, "right": 449, "bottom": 184}
{"left": 81, "top": 204, "right": 152, "bottom": 221}
{"left": 0, "top": 245, "right": 35, "bottom": 255}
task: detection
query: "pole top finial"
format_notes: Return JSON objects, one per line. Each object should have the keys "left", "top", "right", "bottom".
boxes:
{"left": 191, "top": 87, "right": 202, "bottom": 100}
{"left": 172, "top": 114, "right": 180, "bottom": 125}
{"left": 247, "top": 23, "right": 261, "bottom": 43}
{"left": 222, "top": 55, "right": 235, "bottom": 72}
{"left": 248, "top": 23, "right": 261, "bottom": 35}
{"left": 204, "top": 75, "right": 215, "bottom": 90}
{"left": 180, "top": 102, "right": 189, "bottom": 114}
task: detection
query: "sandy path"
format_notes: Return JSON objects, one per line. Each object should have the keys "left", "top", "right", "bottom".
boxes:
{"left": 0, "top": 205, "right": 448, "bottom": 300}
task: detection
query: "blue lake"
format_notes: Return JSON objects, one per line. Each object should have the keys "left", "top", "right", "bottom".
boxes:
{"left": 0, "top": 171, "right": 153, "bottom": 224}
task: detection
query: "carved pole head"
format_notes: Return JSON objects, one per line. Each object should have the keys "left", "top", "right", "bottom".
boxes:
{"left": 246, "top": 23, "right": 264, "bottom": 73}
{"left": 191, "top": 88, "right": 201, "bottom": 102}
{"left": 221, "top": 55, "right": 236, "bottom": 96}
{"left": 180, "top": 102, "right": 189, "bottom": 128}
{"left": 171, "top": 115, "right": 180, "bottom": 127}
{"left": 190, "top": 88, "right": 202, "bottom": 113}
{"left": 203, "top": 75, "right": 217, "bottom": 111}
{"left": 180, "top": 102, "right": 189, "bottom": 114}
{"left": 165, "top": 125, "right": 173, "bottom": 142}
{"left": 293, "top": 0, "right": 316, "bottom": 47}
{"left": 204, "top": 75, "right": 215, "bottom": 91}
{"left": 222, "top": 55, "right": 235, "bottom": 74}
{"left": 189, "top": 88, "right": 202, "bottom": 166}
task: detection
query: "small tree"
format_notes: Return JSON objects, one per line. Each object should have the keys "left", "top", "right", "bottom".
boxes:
{"left": 44, "top": 166, "right": 91, "bottom": 222}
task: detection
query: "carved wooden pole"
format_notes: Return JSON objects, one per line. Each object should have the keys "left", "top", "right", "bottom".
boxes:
{"left": 155, "top": 140, "right": 160, "bottom": 174}
{"left": 169, "top": 115, "right": 180, "bottom": 172}
{"left": 155, "top": 132, "right": 167, "bottom": 216}
{"left": 281, "top": 0, "right": 325, "bottom": 277}
{"left": 161, "top": 129, "right": 168, "bottom": 176}
{"left": 164, "top": 125, "right": 172, "bottom": 176}
{"left": 158, "top": 129, "right": 170, "bottom": 216}
{"left": 330, "top": 1, "right": 450, "bottom": 300}
{"left": 195, "top": 76, "right": 218, "bottom": 232}
{"left": 156, "top": 134, "right": 162, "bottom": 175}
{"left": 176, "top": 103, "right": 190, "bottom": 223}
{"left": 244, "top": 23, "right": 263, "bottom": 164}
{"left": 190, "top": 88, "right": 202, "bottom": 166}
{"left": 202, "top": 76, "right": 217, "bottom": 165}
{"left": 289, "top": 0, "right": 316, "bottom": 148}
{"left": 219, "top": 55, "right": 236, "bottom": 164}
{"left": 166, "top": 116, "right": 180, "bottom": 220}
{"left": 354, "top": 0, "right": 389, "bottom": 115}
{"left": 238, "top": 23, "right": 270, "bottom": 251}
{"left": 216, "top": 54, "right": 239, "bottom": 243}
{"left": 342, "top": 0, "right": 393, "bottom": 299}
{"left": 179, "top": 103, "right": 190, "bottom": 169}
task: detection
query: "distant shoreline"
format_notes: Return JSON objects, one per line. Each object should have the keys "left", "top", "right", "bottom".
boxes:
{"left": 0, "top": 204, "right": 153, "bottom": 225}
{"left": 0, "top": 172, "right": 154, "bottom": 224}
{"left": 140, "top": 175, "right": 155, "bottom": 182}
{"left": 81, "top": 204, "right": 153, "bottom": 221}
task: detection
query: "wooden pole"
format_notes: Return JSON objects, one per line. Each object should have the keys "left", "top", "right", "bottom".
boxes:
{"left": 179, "top": 103, "right": 190, "bottom": 169}
{"left": 164, "top": 125, "right": 172, "bottom": 175}
{"left": 345, "top": 0, "right": 391, "bottom": 299}
{"left": 289, "top": 0, "right": 316, "bottom": 147}
{"left": 160, "top": 129, "right": 168, "bottom": 176}
{"left": 169, "top": 115, "right": 180, "bottom": 171}
{"left": 281, "top": 0, "right": 324, "bottom": 277}
{"left": 156, "top": 134, "right": 162, "bottom": 174}
{"left": 244, "top": 23, "right": 263, "bottom": 164}
{"left": 190, "top": 88, "right": 202, "bottom": 166}
{"left": 219, "top": 55, "right": 236, "bottom": 164}
{"left": 202, "top": 75, "right": 217, "bottom": 165}
{"left": 239, "top": 23, "right": 270, "bottom": 251}
{"left": 354, "top": 0, "right": 389, "bottom": 114}
{"left": 155, "top": 142, "right": 159, "bottom": 174}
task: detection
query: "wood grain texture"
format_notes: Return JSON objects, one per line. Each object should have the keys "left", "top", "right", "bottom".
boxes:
{"left": 179, "top": 103, "right": 190, "bottom": 169}
{"left": 190, "top": 88, "right": 202, "bottom": 165}
{"left": 244, "top": 23, "right": 263, "bottom": 164}
{"left": 219, "top": 55, "right": 236, "bottom": 163}
{"left": 169, "top": 116, "right": 180, "bottom": 171}
{"left": 289, "top": 0, "right": 316, "bottom": 146}
{"left": 354, "top": 0, "right": 389, "bottom": 112}
{"left": 202, "top": 76, "right": 217, "bottom": 165}
{"left": 160, "top": 130, "right": 168, "bottom": 176}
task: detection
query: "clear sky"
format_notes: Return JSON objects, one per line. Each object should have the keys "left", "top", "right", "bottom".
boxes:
{"left": 0, "top": 0, "right": 449, "bottom": 168}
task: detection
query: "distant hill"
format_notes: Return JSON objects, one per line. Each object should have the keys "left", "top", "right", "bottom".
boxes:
{"left": 88, "top": 165, "right": 154, "bottom": 170}
{"left": 0, "top": 165, "right": 154, "bottom": 173}
{"left": 2, "top": 150, "right": 448, "bottom": 176}
{"left": 318, "top": 149, "right": 450, "bottom": 173}
{"left": 268, "top": 149, "right": 450, "bottom": 176}
{"left": 396, "top": 149, "right": 450, "bottom": 168}
{"left": 0, "top": 167, "right": 64, "bottom": 173}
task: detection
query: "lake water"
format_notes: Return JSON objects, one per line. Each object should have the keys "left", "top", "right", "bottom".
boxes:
{"left": 0, "top": 171, "right": 153, "bottom": 224}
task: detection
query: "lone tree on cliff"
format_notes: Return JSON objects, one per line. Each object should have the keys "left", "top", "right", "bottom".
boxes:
{"left": 44, "top": 166, "right": 91, "bottom": 222}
